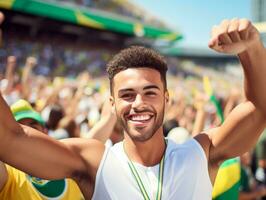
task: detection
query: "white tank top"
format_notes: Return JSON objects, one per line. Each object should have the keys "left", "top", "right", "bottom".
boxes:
{"left": 92, "top": 138, "right": 212, "bottom": 200}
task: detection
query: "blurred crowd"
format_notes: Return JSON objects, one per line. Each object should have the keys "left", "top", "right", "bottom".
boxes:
{"left": 0, "top": 35, "right": 112, "bottom": 77}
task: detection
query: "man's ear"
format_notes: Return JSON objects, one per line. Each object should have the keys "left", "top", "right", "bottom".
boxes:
{"left": 165, "top": 90, "right": 169, "bottom": 104}
{"left": 109, "top": 96, "right": 116, "bottom": 114}
{"left": 110, "top": 95, "right": 115, "bottom": 107}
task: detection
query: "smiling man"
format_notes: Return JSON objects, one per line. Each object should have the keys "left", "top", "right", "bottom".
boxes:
{"left": 111, "top": 67, "right": 166, "bottom": 143}
{"left": 0, "top": 18, "right": 266, "bottom": 200}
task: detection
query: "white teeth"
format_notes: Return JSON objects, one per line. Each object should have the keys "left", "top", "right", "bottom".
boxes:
{"left": 131, "top": 115, "right": 151, "bottom": 121}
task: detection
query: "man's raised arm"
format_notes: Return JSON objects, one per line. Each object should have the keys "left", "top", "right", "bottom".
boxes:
{"left": 197, "top": 19, "right": 266, "bottom": 166}
{"left": 0, "top": 93, "right": 89, "bottom": 180}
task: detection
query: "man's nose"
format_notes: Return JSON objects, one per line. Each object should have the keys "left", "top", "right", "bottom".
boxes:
{"left": 132, "top": 94, "right": 145, "bottom": 109}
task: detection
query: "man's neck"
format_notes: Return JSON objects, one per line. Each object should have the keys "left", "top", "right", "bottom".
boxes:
{"left": 123, "top": 130, "right": 166, "bottom": 166}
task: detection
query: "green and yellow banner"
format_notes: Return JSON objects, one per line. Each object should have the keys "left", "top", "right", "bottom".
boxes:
{"left": 212, "top": 158, "right": 241, "bottom": 200}
{"left": 0, "top": 0, "right": 182, "bottom": 42}
{"left": 202, "top": 76, "right": 241, "bottom": 199}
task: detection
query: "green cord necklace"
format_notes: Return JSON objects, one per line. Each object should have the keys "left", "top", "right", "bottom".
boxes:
{"left": 124, "top": 140, "right": 167, "bottom": 200}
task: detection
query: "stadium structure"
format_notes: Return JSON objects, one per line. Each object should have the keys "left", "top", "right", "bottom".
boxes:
{"left": 0, "top": 0, "right": 255, "bottom": 79}
{"left": 0, "top": 0, "right": 182, "bottom": 76}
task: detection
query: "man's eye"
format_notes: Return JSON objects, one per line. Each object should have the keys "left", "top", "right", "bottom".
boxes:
{"left": 121, "top": 93, "right": 134, "bottom": 99}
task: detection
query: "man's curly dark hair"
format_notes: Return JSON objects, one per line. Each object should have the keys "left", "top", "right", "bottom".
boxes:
{"left": 106, "top": 46, "right": 168, "bottom": 94}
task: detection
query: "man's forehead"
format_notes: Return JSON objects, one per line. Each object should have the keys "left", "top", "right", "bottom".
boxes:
{"left": 112, "top": 68, "right": 163, "bottom": 91}
{"left": 113, "top": 68, "right": 162, "bottom": 83}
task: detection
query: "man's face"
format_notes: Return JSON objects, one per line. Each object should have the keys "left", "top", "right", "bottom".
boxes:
{"left": 18, "top": 118, "right": 47, "bottom": 134}
{"left": 111, "top": 68, "right": 168, "bottom": 142}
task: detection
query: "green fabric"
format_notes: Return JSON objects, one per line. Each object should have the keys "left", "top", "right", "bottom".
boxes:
{"left": 213, "top": 181, "right": 240, "bottom": 200}
{"left": 12, "top": 0, "right": 76, "bottom": 23}
{"left": 210, "top": 94, "right": 224, "bottom": 123}
{"left": 209, "top": 90, "right": 236, "bottom": 200}
{"left": 220, "top": 158, "right": 239, "bottom": 168}
{"left": 14, "top": 110, "right": 45, "bottom": 126}
{"left": 0, "top": 0, "right": 182, "bottom": 41}
{"left": 11, "top": 99, "right": 45, "bottom": 126}
{"left": 256, "top": 129, "right": 266, "bottom": 160}
{"left": 212, "top": 158, "right": 241, "bottom": 200}
{"left": 239, "top": 167, "right": 250, "bottom": 192}
{"left": 27, "top": 176, "right": 66, "bottom": 198}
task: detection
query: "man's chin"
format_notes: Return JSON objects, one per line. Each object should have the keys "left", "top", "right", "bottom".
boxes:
{"left": 126, "top": 129, "right": 154, "bottom": 142}
{"left": 129, "top": 135, "right": 151, "bottom": 142}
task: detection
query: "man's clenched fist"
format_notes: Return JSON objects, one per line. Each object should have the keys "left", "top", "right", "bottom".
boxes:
{"left": 209, "top": 18, "right": 262, "bottom": 55}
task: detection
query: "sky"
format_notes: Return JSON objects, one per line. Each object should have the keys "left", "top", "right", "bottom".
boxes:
{"left": 131, "top": 0, "right": 251, "bottom": 48}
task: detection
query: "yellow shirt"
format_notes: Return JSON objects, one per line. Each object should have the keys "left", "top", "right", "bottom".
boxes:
{"left": 0, "top": 165, "right": 84, "bottom": 200}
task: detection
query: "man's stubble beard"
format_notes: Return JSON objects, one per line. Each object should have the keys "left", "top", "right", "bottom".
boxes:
{"left": 116, "top": 103, "right": 165, "bottom": 142}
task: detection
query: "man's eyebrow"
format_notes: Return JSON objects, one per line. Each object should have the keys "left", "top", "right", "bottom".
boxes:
{"left": 118, "top": 88, "right": 134, "bottom": 93}
{"left": 143, "top": 85, "right": 160, "bottom": 90}
{"left": 118, "top": 85, "right": 160, "bottom": 93}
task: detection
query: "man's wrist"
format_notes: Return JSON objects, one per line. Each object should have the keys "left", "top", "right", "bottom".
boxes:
{"left": 238, "top": 39, "right": 264, "bottom": 58}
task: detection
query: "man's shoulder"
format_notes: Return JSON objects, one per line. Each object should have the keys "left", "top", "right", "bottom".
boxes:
{"left": 194, "top": 133, "right": 211, "bottom": 151}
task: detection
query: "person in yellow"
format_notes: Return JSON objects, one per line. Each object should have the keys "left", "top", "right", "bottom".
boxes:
{"left": 0, "top": 99, "right": 84, "bottom": 200}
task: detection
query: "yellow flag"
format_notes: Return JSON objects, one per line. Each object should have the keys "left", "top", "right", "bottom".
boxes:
{"left": 203, "top": 76, "right": 213, "bottom": 97}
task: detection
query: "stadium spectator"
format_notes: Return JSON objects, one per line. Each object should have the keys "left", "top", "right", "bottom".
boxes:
{"left": 0, "top": 99, "right": 84, "bottom": 200}
{"left": 239, "top": 151, "right": 266, "bottom": 199}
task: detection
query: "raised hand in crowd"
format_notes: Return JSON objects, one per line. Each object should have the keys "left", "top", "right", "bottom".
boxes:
{"left": 2, "top": 56, "right": 16, "bottom": 95}
{"left": 0, "top": 11, "right": 4, "bottom": 47}
{"left": 192, "top": 91, "right": 208, "bottom": 136}
{"left": 21, "top": 56, "right": 37, "bottom": 100}
{"left": 87, "top": 98, "right": 117, "bottom": 143}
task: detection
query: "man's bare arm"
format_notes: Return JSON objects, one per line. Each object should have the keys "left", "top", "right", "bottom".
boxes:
{"left": 207, "top": 102, "right": 265, "bottom": 163}
{"left": 0, "top": 93, "right": 90, "bottom": 180}
{"left": 198, "top": 19, "right": 266, "bottom": 165}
